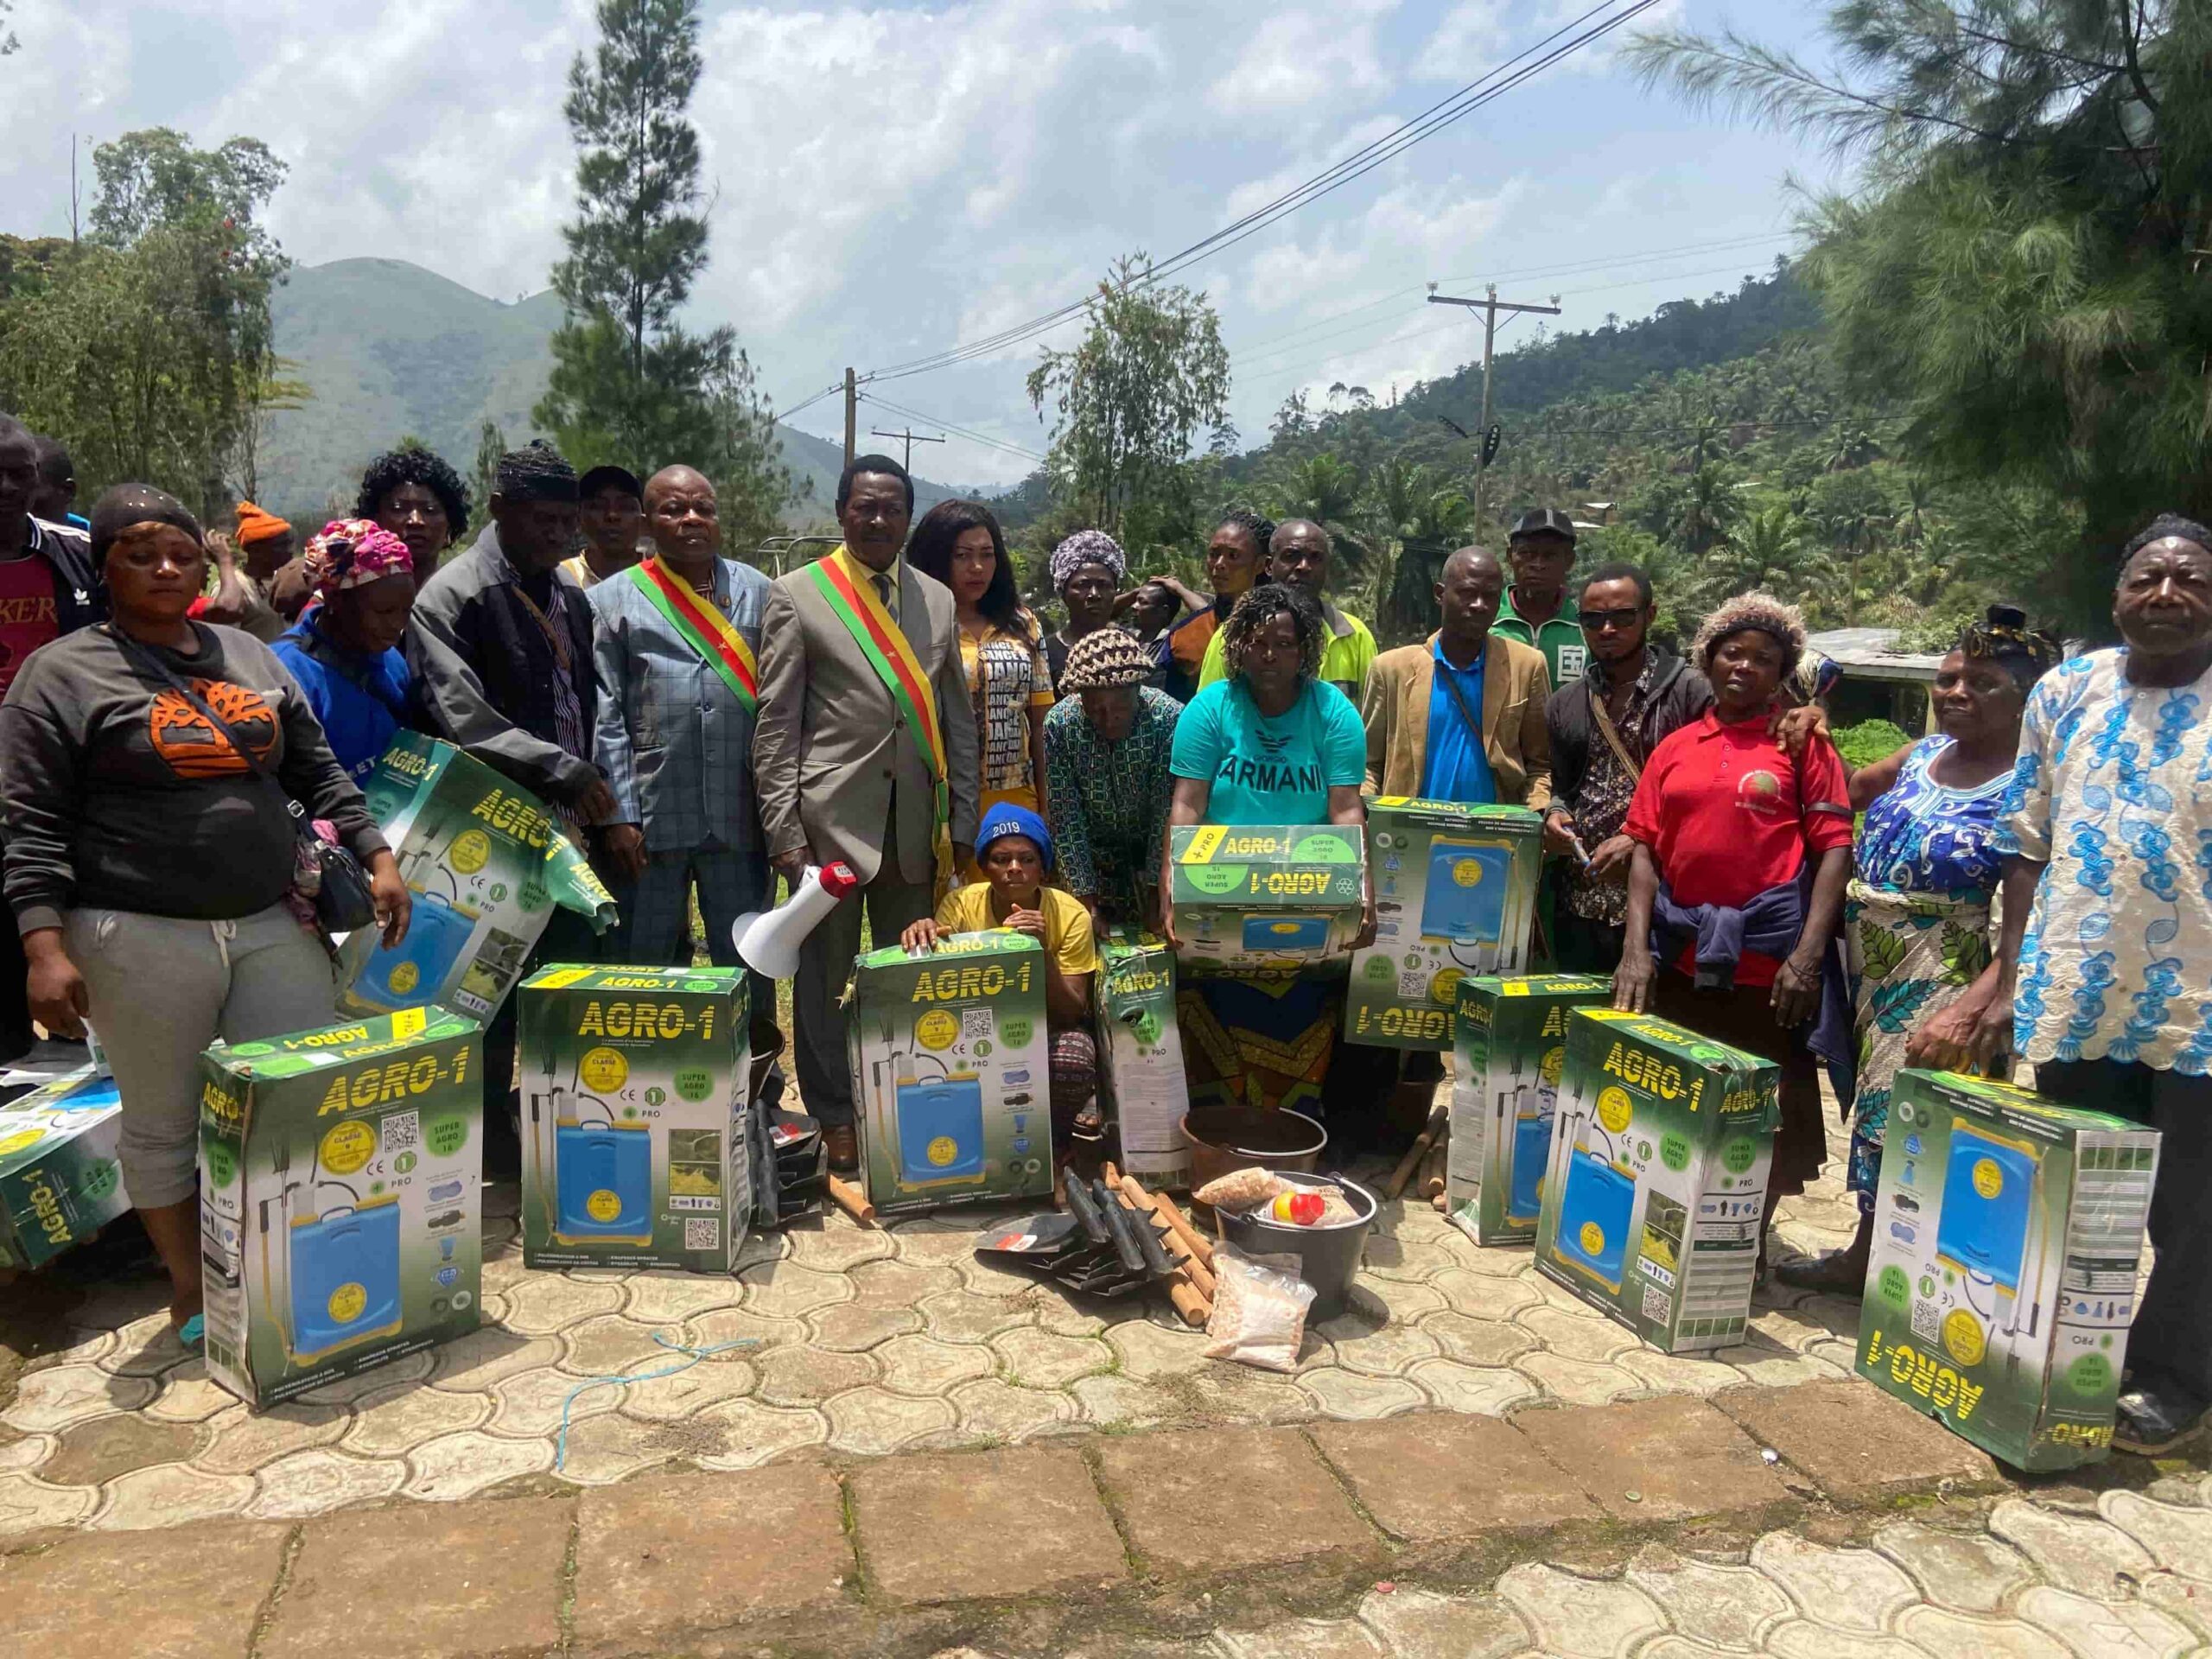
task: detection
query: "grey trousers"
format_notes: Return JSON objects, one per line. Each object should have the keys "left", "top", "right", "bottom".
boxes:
{"left": 791, "top": 861, "right": 933, "bottom": 1128}
{"left": 68, "top": 904, "right": 339, "bottom": 1208}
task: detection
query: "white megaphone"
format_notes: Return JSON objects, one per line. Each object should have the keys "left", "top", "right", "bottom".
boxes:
{"left": 732, "top": 861, "right": 861, "bottom": 980}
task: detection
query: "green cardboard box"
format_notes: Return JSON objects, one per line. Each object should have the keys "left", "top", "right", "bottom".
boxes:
{"left": 1167, "top": 824, "right": 1366, "bottom": 972}
{"left": 518, "top": 965, "right": 753, "bottom": 1272}
{"left": 1855, "top": 1069, "right": 2160, "bottom": 1471}
{"left": 1346, "top": 798, "right": 1545, "bottom": 1050}
{"left": 198, "top": 1007, "right": 485, "bottom": 1408}
{"left": 1446, "top": 976, "right": 1613, "bottom": 1245}
{"left": 848, "top": 931, "right": 1052, "bottom": 1215}
{"left": 1096, "top": 930, "right": 1192, "bottom": 1190}
{"left": 1535, "top": 1008, "right": 1779, "bottom": 1352}
{"left": 0, "top": 1068, "right": 128, "bottom": 1270}
{"left": 335, "top": 734, "right": 616, "bottom": 1023}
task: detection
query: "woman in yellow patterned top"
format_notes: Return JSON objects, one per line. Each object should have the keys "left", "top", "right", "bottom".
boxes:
{"left": 901, "top": 804, "right": 1103, "bottom": 1141}
{"left": 908, "top": 501, "right": 1053, "bottom": 831}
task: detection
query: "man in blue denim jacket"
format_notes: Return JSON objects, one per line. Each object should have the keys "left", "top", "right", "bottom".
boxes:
{"left": 588, "top": 466, "right": 772, "bottom": 970}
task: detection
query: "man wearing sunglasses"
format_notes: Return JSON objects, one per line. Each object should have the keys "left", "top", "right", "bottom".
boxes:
{"left": 1541, "top": 560, "right": 1713, "bottom": 972}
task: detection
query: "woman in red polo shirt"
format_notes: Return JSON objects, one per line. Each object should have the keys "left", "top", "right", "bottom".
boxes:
{"left": 1612, "top": 593, "right": 1855, "bottom": 1272}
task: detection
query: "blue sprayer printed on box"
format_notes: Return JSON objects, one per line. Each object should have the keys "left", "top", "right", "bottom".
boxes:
{"left": 1348, "top": 801, "right": 1542, "bottom": 1051}
{"left": 1534, "top": 1009, "right": 1780, "bottom": 1354}
{"left": 1937, "top": 1123, "right": 2038, "bottom": 1293}
{"left": 894, "top": 1075, "right": 987, "bottom": 1183}
{"left": 1446, "top": 976, "right": 1613, "bottom": 1248}
{"left": 1857, "top": 1070, "right": 2161, "bottom": 1471}
{"left": 199, "top": 1007, "right": 485, "bottom": 1408}
{"left": 551, "top": 1112, "right": 656, "bottom": 1245}
{"left": 286, "top": 1196, "right": 404, "bottom": 1363}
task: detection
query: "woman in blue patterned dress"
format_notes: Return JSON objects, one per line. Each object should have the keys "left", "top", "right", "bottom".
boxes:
{"left": 1780, "top": 607, "right": 2062, "bottom": 1293}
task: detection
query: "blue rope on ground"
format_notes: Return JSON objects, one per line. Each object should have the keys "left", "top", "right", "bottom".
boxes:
{"left": 554, "top": 1332, "right": 760, "bottom": 1471}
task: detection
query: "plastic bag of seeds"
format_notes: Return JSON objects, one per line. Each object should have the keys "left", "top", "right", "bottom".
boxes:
{"left": 1203, "top": 1244, "right": 1314, "bottom": 1372}
{"left": 1193, "top": 1166, "right": 1291, "bottom": 1211}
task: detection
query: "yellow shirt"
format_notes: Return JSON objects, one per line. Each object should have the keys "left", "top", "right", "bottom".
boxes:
{"left": 934, "top": 883, "right": 1099, "bottom": 977}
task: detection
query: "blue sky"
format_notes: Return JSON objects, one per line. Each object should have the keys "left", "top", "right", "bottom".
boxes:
{"left": 4, "top": 1, "right": 1850, "bottom": 487}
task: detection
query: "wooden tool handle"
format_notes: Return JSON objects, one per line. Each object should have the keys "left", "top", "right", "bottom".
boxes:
{"left": 827, "top": 1173, "right": 874, "bottom": 1225}
{"left": 1121, "top": 1174, "right": 1215, "bottom": 1269}
{"left": 1384, "top": 1105, "right": 1447, "bottom": 1198}
{"left": 1166, "top": 1273, "right": 1210, "bottom": 1327}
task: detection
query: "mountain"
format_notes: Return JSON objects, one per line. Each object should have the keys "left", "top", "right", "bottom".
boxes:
{"left": 257, "top": 258, "right": 958, "bottom": 529}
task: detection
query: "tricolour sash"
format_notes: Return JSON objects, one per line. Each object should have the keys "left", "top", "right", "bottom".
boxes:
{"left": 628, "top": 557, "right": 757, "bottom": 712}
{"left": 800, "top": 546, "right": 953, "bottom": 887}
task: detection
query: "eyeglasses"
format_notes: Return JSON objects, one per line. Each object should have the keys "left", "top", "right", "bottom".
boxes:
{"left": 1580, "top": 607, "right": 1643, "bottom": 632}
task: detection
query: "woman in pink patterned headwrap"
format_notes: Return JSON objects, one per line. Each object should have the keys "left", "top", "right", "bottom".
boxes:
{"left": 269, "top": 518, "right": 418, "bottom": 779}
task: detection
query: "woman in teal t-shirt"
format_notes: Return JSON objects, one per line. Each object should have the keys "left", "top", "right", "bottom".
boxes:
{"left": 1161, "top": 584, "right": 1374, "bottom": 1122}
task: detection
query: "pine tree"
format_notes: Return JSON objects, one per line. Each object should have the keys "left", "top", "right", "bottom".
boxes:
{"left": 534, "top": 0, "right": 793, "bottom": 545}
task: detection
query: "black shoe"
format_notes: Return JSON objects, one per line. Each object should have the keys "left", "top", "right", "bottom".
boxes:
{"left": 2113, "top": 1380, "right": 2207, "bottom": 1456}
{"left": 1774, "top": 1249, "right": 1870, "bottom": 1296}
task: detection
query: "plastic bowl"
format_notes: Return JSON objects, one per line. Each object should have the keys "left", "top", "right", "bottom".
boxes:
{"left": 1180, "top": 1104, "right": 1326, "bottom": 1195}
{"left": 1216, "top": 1171, "right": 1377, "bottom": 1321}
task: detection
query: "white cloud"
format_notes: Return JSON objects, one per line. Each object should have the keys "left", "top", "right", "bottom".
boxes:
{"left": 1205, "top": 0, "right": 1395, "bottom": 115}
{"left": 0, "top": 0, "right": 1840, "bottom": 487}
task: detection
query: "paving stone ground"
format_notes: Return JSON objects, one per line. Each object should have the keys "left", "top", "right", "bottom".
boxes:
{"left": 0, "top": 1379, "right": 2202, "bottom": 1658}
{"left": 0, "top": 1135, "right": 1869, "bottom": 1539}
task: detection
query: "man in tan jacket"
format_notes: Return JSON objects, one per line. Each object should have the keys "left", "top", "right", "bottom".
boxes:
{"left": 753, "top": 454, "right": 979, "bottom": 1167}
{"left": 1362, "top": 545, "right": 1553, "bottom": 808}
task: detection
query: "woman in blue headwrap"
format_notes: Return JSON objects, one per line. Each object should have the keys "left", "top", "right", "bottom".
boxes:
{"left": 901, "top": 804, "right": 1103, "bottom": 1140}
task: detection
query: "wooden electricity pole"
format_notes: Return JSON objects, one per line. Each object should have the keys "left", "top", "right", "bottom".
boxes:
{"left": 870, "top": 427, "right": 946, "bottom": 474}
{"left": 842, "top": 367, "right": 857, "bottom": 466}
{"left": 1427, "top": 286, "right": 1560, "bottom": 524}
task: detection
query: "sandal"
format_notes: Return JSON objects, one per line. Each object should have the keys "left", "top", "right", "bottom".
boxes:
{"left": 1774, "top": 1250, "right": 1871, "bottom": 1297}
{"left": 1071, "top": 1102, "right": 1108, "bottom": 1141}
{"left": 177, "top": 1314, "right": 206, "bottom": 1351}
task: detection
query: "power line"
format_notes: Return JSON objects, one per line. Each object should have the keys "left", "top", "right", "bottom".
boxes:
{"left": 857, "top": 0, "right": 1666, "bottom": 387}
{"left": 858, "top": 391, "right": 1048, "bottom": 465}
{"left": 1223, "top": 231, "right": 1796, "bottom": 364}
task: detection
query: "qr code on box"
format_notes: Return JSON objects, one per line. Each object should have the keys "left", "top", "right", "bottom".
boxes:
{"left": 1641, "top": 1282, "right": 1671, "bottom": 1324}
{"left": 380, "top": 1112, "right": 420, "bottom": 1158}
{"left": 683, "top": 1217, "right": 721, "bottom": 1252}
{"left": 1910, "top": 1299, "right": 1940, "bottom": 1344}
{"left": 962, "top": 1007, "right": 993, "bottom": 1042}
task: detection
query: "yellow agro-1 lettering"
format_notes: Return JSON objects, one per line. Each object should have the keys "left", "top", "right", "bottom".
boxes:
{"left": 1864, "top": 1331, "right": 1986, "bottom": 1419}
{"left": 1600, "top": 1041, "right": 1684, "bottom": 1100}
{"left": 469, "top": 789, "right": 554, "bottom": 848}
{"left": 316, "top": 1052, "right": 454, "bottom": 1116}
{"left": 912, "top": 964, "right": 1011, "bottom": 1002}
{"left": 1540, "top": 1006, "right": 1566, "bottom": 1037}
{"left": 201, "top": 1081, "right": 243, "bottom": 1122}
{"left": 28, "top": 1174, "right": 68, "bottom": 1244}
{"left": 291, "top": 1026, "right": 372, "bottom": 1049}
{"left": 573, "top": 1001, "right": 703, "bottom": 1039}
{"left": 385, "top": 749, "right": 430, "bottom": 779}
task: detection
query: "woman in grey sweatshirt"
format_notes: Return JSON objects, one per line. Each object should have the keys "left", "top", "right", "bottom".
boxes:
{"left": 0, "top": 485, "right": 411, "bottom": 1343}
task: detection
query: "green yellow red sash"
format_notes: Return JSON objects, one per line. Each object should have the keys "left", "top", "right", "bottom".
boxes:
{"left": 801, "top": 546, "right": 953, "bottom": 888}
{"left": 629, "top": 557, "right": 757, "bottom": 713}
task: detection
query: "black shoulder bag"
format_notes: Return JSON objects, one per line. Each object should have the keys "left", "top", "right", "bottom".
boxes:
{"left": 109, "top": 626, "right": 379, "bottom": 934}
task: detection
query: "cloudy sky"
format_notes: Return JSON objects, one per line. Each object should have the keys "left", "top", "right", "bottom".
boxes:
{"left": 5, "top": 1, "right": 1847, "bottom": 486}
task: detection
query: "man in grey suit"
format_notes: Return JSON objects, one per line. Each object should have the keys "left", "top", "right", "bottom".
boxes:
{"left": 588, "top": 465, "right": 772, "bottom": 967}
{"left": 754, "top": 454, "right": 979, "bottom": 1167}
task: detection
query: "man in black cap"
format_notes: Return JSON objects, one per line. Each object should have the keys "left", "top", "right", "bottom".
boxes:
{"left": 1494, "top": 506, "right": 1584, "bottom": 690}
{"left": 563, "top": 464, "right": 645, "bottom": 590}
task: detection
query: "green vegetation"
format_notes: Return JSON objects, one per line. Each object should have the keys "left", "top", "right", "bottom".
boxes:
{"left": 1834, "top": 719, "right": 1914, "bottom": 772}
{"left": 535, "top": 0, "right": 796, "bottom": 550}
{"left": 0, "top": 130, "right": 292, "bottom": 518}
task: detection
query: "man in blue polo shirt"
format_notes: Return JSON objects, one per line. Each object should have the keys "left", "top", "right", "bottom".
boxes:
{"left": 1494, "top": 506, "right": 1585, "bottom": 688}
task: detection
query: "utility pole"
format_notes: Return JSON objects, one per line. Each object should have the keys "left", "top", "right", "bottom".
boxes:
{"left": 842, "top": 367, "right": 857, "bottom": 467}
{"left": 870, "top": 427, "right": 945, "bottom": 474}
{"left": 1427, "top": 286, "right": 1560, "bottom": 525}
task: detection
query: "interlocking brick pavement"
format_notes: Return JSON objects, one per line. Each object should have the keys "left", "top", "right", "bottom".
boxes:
{"left": 0, "top": 1148, "right": 1869, "bottom": 1539}
{"left": 0, "top": 1390, "right": 2202, "bottom": 1659}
